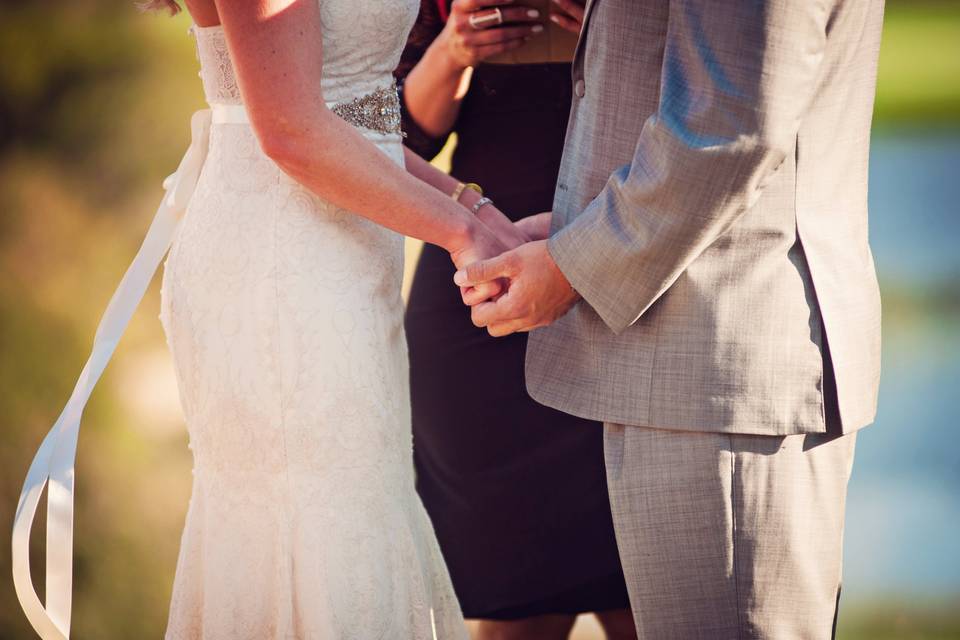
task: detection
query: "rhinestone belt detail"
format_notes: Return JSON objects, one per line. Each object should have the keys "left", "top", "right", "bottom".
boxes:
{"left": 331, "top": 83, "right": 404, "bottom": 137}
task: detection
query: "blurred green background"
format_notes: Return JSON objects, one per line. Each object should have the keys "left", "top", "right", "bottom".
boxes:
{"left": 1, "top": 1, "right": 958, "bottom": 638}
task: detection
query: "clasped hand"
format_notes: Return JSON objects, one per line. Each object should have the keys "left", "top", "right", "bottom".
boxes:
{"left": 449, "top": 211, "right": 580, "bottom": 337}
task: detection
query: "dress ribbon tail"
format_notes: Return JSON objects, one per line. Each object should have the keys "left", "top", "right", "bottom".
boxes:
{"left": 11, "top": 109, "right": 212, "bottom": 640}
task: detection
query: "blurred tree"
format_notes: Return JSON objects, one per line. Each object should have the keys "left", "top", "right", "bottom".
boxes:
{"left": 0, "top": 2, "right": 199, "bottom": 638}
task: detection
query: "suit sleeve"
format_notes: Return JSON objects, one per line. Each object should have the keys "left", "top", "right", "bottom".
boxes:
{"left": 548, "top": 0, "right": 836, "bottom": 333}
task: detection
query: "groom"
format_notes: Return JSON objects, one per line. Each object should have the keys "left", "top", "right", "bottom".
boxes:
{"left": 456, "top": 0, "right": 884, "bottom": 637}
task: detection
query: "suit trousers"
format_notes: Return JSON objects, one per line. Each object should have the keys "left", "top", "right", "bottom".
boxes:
{"left": 603, "top": 423, "right": 857, "bottom": 639}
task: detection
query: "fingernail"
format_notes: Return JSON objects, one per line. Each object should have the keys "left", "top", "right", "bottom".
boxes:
{"left": 532, "top": 24, "right": 544, "bottom": 32}
{"left": 549, "top": 15, "right": 560, "bottom": 24}
{"left": 527, "top": 9, "right": 539, "bottom": 17}
{"left": 454, "top": 270, "right": 468, "bottom": 286}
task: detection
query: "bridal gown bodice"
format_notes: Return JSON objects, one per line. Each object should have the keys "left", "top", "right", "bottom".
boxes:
{"left": 159, "top": 1, "right": 467, "bottom": 637}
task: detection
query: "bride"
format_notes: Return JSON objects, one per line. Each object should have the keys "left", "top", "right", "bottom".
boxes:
{"left": 14, "top": 0, "right": 536, "bottom": 637}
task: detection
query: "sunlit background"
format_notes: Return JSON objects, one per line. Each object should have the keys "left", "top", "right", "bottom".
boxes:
{"left": 1, "top": 1, "right": 957, "bottom": 638}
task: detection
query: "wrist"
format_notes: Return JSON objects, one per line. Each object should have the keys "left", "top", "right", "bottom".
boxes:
{"left": 457, "top": 186, "right": 483, "bottom": 210}
{"left": 445, "top": 211, "right": 480, "bottom": 255}
{"left": 431, "top": 31, "right": 471, "bottom": 77}
{"left": 459, "top": 189, "right": 499, "bottom": 227}
{"left": 474, "top": 202, "right": 497, "bottom": 226}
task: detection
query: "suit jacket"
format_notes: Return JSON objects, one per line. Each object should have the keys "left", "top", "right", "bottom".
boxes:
{"left": 525, "top": 0, "right": 884, "bottom": 435}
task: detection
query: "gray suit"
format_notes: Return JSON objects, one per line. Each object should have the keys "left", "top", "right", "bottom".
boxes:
{"left": 525, "top": 0, "right": 884, "bottom": 636}
{"left": 528, "top": 0, "right": 882, "bottom": 436}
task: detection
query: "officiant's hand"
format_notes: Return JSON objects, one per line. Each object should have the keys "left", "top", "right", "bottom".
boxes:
{"left": 442, "top": 0, "right": 546, "bottom": 69}
{"left": 549, "top": 0, "right": 586, "bottom": 35}
{"left": 454, "top": 240, "right": 580, "bottom": 336}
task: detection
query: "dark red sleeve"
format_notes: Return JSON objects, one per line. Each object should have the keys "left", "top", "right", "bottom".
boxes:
{"left": 395, "top": 0, "right": 451, "bottom": 160}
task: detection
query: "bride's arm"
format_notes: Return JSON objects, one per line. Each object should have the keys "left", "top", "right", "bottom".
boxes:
{"left": 402, "top": 147, "right": 529, "bottom": 247}
{"left": 212, "top": 0, "right": 505, "bottom": 264}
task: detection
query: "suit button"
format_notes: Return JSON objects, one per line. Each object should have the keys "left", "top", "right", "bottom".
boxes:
{"left": 574, "top": 78, "right": 586, "bottom": 98}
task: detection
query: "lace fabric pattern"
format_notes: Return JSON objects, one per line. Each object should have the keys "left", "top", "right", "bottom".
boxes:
{"left": 193, "top": 26, "right": 240, "bottom": 105}
{"left": 162, "top": 1, "right": 467, "bottom": 637}
{"left": 194, "top": 0, "right": 418, "bottom": 107}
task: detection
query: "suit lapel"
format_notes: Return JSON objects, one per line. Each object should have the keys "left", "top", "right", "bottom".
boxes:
{"left": 582, "top": 0, "right": 599, "bottom": 28}
{"left": 573, "top": 0, "right": 601, "bottom": 70}
{"left": 582, "top": 0, "right": 601, "bottom": 41}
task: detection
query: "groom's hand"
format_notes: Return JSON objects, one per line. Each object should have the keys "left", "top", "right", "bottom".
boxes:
{"left": 454, "top": 240, "right": 580, "bottom": 337}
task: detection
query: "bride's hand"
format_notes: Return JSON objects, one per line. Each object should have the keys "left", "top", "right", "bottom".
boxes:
{"left": 455, "top": 187, "right": 530, "bottom": 249}
{"left": 514, "top": 211, "right": 552, "bottom": 241}
{"left": 476, "top": 203, "right": 531, "bottom": 249}
{"left": 449, "top": 220, "right": 512, "bottom": 305}
{"left": 451, "top": 208, "right": 551, "bottom": 306}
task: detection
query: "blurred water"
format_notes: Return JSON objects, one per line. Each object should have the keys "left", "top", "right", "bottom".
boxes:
{"left": 866, "top": 135, "right": 960, "bottom": 282}
{"left": 843, "top": 132, "right": 960, "bottom": 602}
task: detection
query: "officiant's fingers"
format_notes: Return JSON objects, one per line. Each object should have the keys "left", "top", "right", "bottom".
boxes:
{"left": 455, "top": 0, "right": 518, "bottom": 13}
{"left": 474, "top": 6, "right": 545, "bottom": 27}
{"left": 550, "top": 0, "right": 585, "bottom": 33}
{"left": 551, "top": 0, "right": 586, "bottom": 22}
{"left": 549, "top": 12, "right": 579, "bottom": 33}
{"left": 465, "top": 24, "right": 542, "bottom": 47}
{"left": 473, "top": 37, "right": 529, "bottom": 59}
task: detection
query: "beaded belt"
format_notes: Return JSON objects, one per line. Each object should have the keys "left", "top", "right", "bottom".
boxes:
{"left": 210, "top": 83, "right": 404, "bottom": 137}
{"left": 330, "top": 82, "right": 404, "bottom": 137}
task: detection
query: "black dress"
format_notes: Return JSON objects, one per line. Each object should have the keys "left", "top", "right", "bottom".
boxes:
{"left": 396, "top": 0, "right": 629, "bottom": 620}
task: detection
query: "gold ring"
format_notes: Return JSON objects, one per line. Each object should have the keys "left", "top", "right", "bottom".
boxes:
{"left": 469, "top": 8, "right": 504, "bottom": 30}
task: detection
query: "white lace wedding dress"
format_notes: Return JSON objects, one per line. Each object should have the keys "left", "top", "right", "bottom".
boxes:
{"left": 159, "top": 2, "right": 466, "bottom": 637}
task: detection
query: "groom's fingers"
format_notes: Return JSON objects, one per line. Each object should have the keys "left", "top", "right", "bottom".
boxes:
{"left": 469, "top": 300, "right": 500, "bottom": 328}
{"left": 461, "top": 286, "right": 485, "bottom": 306}
{"left": 461, "top": 279, "right": 502, "bottom": 306}
{"left": 470, "top": 292, "right": 522, "bottom": 328}
{"left": 454, "top": 252, "right": 516, "bottom": 288}
{"left": 487, "top": 319, "right": 528, "bottom": 337}
{"left": 461, "top": 283, "right": 496, "bottom": 306}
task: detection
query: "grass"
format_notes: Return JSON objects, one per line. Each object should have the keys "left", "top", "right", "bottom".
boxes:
{"left": 874, "top": 2, "right": 960, "bottom": 128}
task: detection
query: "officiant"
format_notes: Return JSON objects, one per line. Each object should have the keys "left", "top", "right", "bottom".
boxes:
{"left": 396, "top": 1, "right": 635, "bottom": 638}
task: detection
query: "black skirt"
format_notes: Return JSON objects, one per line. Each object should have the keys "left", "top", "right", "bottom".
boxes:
{"left": 403, "top": 62, "right": 629, "bottom": 618}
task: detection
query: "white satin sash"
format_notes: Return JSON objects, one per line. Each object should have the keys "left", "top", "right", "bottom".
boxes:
{"left": 11, "top": 109, "right": 214, "bottom": 640}
{"left": 210, "top": 103, "right": 249, "bottom": 125}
